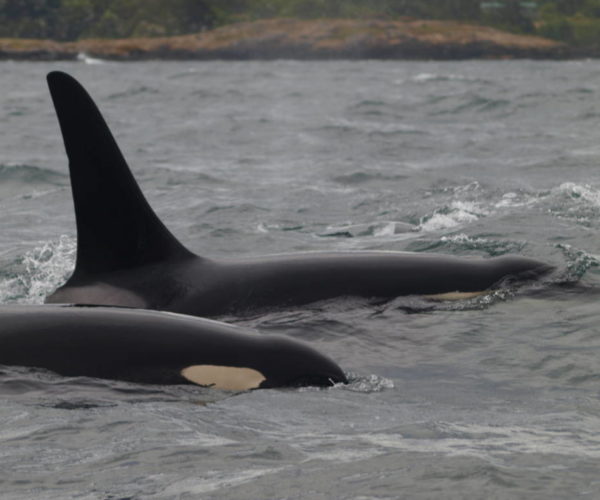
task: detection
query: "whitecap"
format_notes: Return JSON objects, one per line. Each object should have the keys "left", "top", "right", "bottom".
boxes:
{"left": 77, "top": 52, "right": 106, "bottom": 65}
{"left": 440, "top": 233, "right": 490, "bottom": 246}
{"left": 0, "top": 235, "right": 76, "bottom": 304}
{"left": 556, "top": 182, "right": 600, "bottom": 206}
{"left": 419, "top": 201, "right": 487, "bottom": 232}
{"left": 343, "top": 373, "right": 395, "bottom": 393}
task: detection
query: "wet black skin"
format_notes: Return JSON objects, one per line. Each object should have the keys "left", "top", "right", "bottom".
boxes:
{"left": 49, "top": 251, "right": 552, "bottom": 317}
{"left": 0, "top": 305, "right": 347, "bottom": 388}
{"left": 44, "top": 71, "right": 555, "bottom": 317}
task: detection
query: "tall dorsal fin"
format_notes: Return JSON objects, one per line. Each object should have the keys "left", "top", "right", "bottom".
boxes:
{"left": 47, "top": 71, "right": 193, "bottom": 283}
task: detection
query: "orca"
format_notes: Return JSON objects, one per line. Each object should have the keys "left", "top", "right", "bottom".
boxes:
{"left": 45, "top": 71, "right": 554, "bottom": 316}
{"left": 0, "top": 305, "right": 346, "bottom": 390}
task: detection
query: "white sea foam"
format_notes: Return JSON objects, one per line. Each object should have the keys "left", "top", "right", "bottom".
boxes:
{"left": 372, "top": 221, "right": 400, "bottom": 237}
{"left": 344, "top": 373, "right": 395, "bottom": 393}
{"left": 0, "top": 235, "right": 76, "bottom": 304}
{"left": 410, "top": 73, "right": 466, "bottom": 83}
{"left": 77, "top": 52, "right": 106, "bottom": 65}
{"left": 556, "top": 182, "right": 600, "bottom": 206}
{"left": 494, "top": 191, "right": 539, "bottom": 208}
{"left": 419, "top": 201, "right": 487, "bottom": 232}
{"left": 441, "top": 233, "right": 489, "bottom": 245}
{"left": 494, "top": 183, "right": 600, "bottom": 212}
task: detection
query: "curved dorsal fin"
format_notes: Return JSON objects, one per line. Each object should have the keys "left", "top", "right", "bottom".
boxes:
{"left": 47, "top": 71, "right": 193, "bottom": 283}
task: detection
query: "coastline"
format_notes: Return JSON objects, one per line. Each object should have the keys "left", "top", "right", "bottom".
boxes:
{"left": 0, "top": 18, "right": 571, "bottom": 61}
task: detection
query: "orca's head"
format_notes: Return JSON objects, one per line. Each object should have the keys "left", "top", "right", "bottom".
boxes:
{"left": 180, "top": 335, "right": 347, "bottom": 391}
{"left": 255, "top": 335, "right": 348, "bottom": 389}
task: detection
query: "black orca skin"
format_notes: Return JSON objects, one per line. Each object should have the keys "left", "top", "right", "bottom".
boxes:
{"left": 0, "top": 305, "right": 346, "bottom": 388}
{"left": 45, "top": 71, "right": 554, "bottom": 316}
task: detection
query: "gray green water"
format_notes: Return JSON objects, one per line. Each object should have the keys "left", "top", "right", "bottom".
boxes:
{"left": 1, "top": 59, "right": 600, "bottom": 498}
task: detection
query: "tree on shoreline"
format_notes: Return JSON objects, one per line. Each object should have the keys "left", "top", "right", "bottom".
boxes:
{"left": 0, "top": 0, "right": 217, "bottom": 40}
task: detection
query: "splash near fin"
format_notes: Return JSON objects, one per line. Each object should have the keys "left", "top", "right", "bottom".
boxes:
{"left": 47, "top": 71, "right": 192, "bottom": 283}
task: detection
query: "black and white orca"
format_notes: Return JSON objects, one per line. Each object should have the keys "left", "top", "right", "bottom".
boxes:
{"left": 45, "top": 71, "right": 554, "bottom": 316}
{"left": 0, "top": 304, "right": 346, "bottom": 389}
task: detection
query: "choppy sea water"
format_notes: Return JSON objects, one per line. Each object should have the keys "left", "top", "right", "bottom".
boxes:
{"left": 2, "top": 58, "right": 600, "bottom": 499}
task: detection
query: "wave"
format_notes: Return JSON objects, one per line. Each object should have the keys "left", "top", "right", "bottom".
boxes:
{"left": 554, "top": 182, "right": 600, "bottom": 206}
{"left": 0, "top": 365, "right": 227, "bottom": 405}
{"left": 358, "top": 419, "right": 600, "bottom": 459}
{"left": 295, "top": 372, "right": 393, "bottom": 393}
{"left": 331, "top": 171, "right": 408, "bottom": 185}
{"left": 0, "top": 164, "right": 66, "bottom": 186}
{"left": 494, "top": 191, "right": 540, "bottom": 209}
{"left": 318, "top": 221, "right": 414, "bottom": 239}
{"left": 313, "top": 119, "right": 425, "bottom": 137}
{"left": 440, "top": 233, "right": 527, "bottom": 256}
{"left": 434, "top": 95, "right": 511, "bottom": 116}
{"left": 416, "top": 181, "right": 600, "bottom": 235}
{"left": 556, "top": 243, "right": 600, "bottom": 282}
{"left": 147, "top": 166, "right": 225, "bottom": 186}
{"left": 250, "top": 181, "right": 600, "bottom": 256}
{"left": 341, "top": 372, "right": 394, "bottom": 393}
{"left": 108, "top": 86, "right": 160, "bottom": 100}
{"left": 406, "top": 73, "right": 495, "bottom": 85}
{"left": 0, "top": 235, "right": 76, "bottom": 305}
{"left": 418, "top": 200, "right": 488, "bottom": 232}
{"left": 76, "top": 52, "right": 106, "bottom": 65}
{"left": 372, "top": 289, "right": 515, "bottom": 314}
{"left": 537, "top": 182, "right": 600, "bottom": 228}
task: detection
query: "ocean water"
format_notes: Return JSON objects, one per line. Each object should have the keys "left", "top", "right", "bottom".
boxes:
{"left": 1, "top": 58, "right": 600, "bottom": 498}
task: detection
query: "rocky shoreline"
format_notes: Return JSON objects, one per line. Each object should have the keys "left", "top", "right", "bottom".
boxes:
{"left": 0, "top": 18, "right": 570, "bottom": 61}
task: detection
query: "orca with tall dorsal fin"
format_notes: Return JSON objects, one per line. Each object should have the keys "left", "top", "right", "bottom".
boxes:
{"left": 0, "top": 304, "right": 346, "bottom": 390}
{"left": 45, "top": 71, "right": 554, "bottom": 316}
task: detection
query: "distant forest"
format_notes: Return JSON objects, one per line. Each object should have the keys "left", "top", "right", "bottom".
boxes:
{"left": 1, "top": 0, "right": 600, "bottom": 47}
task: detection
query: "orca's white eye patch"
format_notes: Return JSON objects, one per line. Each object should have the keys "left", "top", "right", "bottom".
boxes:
{"left": 181, "top": 365, "right": 266, "bottom": 391}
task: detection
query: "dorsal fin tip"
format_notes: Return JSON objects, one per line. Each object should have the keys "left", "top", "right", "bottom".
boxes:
{"left": 47, "top": 71, "right": 193, "bottom": 282}
{"left": 47, "top": 70, "right": 72, "bottom": 85}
